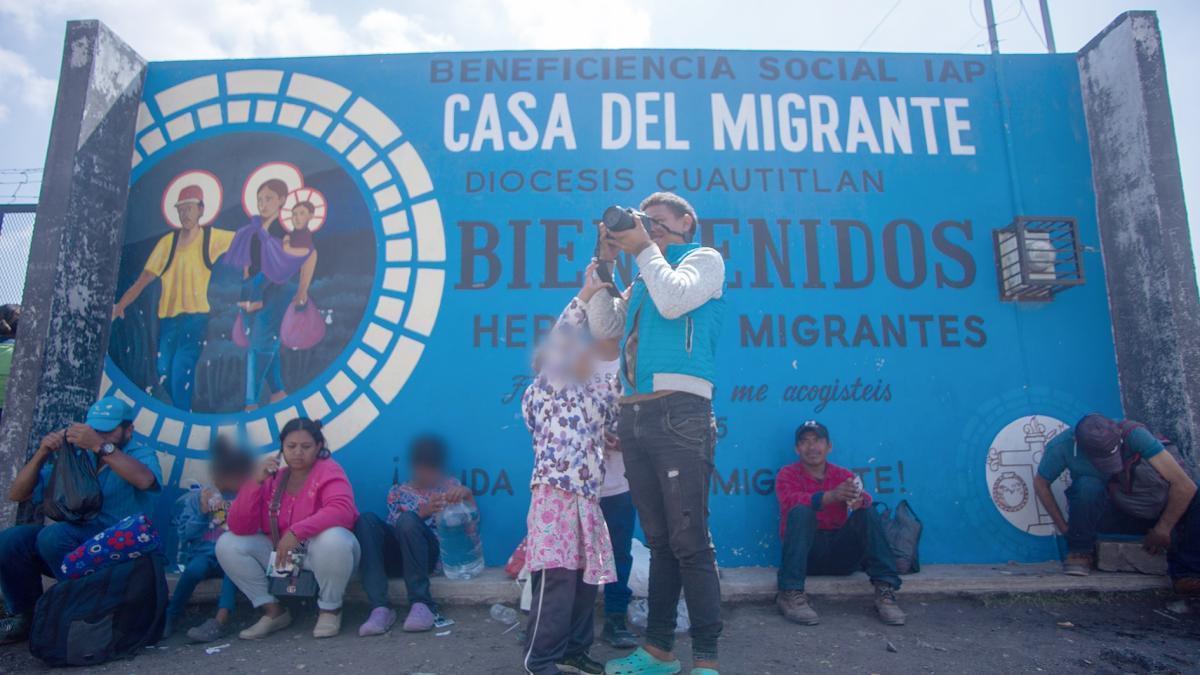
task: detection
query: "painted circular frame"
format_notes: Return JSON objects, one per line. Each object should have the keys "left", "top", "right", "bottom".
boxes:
{"left": 107, "top": 68, "right": 447, "bottom": 489}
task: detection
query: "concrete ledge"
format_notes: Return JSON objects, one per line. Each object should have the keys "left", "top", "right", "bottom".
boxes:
{"left": 177, "top": 562, "right": 1169, "bottom": 606}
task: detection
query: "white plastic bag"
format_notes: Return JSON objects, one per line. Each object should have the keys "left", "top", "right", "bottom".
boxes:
{"left": 627, "top": 597, "right": 690, "bottom": 633}
{"left": 628, "top": 539, "right": 651, "bottom": 597}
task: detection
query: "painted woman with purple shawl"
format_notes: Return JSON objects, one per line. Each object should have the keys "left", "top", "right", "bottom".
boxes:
{"left": 223, "top": 178, "right": 317, "bottom": 411}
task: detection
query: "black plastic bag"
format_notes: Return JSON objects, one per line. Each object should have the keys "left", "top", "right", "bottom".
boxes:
{"left": 43, "top": 444, "right": 103, "bottom": 524}
{"left": 875, "top": 500, "right": 922, "bottom": 574}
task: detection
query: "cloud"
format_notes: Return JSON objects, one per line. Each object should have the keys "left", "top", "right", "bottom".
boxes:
{"left": 0, "top": 48, "right": 56, "bottom": 111}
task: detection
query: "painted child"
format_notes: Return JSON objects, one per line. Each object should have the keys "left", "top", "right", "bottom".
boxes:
{"left": 520, "top": 268, "right": 620, "bottom": 675}
{"left": 281, "top": 201, "right": 318, "bottom": 259}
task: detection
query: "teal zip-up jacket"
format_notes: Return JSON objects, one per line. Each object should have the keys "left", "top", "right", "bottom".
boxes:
{"left": 585, "top": 242, "right": 726, "bottom": 399}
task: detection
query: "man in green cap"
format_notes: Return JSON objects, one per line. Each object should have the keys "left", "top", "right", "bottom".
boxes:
{"left": 0, "top": 396, "right": 162, "bottom": 644}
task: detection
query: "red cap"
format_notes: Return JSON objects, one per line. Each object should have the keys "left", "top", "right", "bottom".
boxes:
{"left": 175, "top": 185, "right": 203, "bottom": 206}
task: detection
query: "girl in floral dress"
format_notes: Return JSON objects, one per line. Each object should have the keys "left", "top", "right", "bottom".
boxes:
{"left": 521, "top": 268, "right": 621, "bottom": 675}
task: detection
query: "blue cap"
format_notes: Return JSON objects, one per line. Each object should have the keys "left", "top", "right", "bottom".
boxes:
{"left": 85, "top": 397, "right": 134, "bottom": 433}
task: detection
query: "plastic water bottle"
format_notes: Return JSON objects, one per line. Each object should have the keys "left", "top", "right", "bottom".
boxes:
{"left": 489, "top": 603, "right": 519, "bottom": 625}
{"left": 437, "top": 501, "right": 483, "bottom": 580}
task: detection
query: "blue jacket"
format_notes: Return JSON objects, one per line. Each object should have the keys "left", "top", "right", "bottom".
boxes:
{"left": 621, "top": 243, "right": 725, "bottom": 397}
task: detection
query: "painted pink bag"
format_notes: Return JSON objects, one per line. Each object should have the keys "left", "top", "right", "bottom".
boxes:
{"left": 281, "top": 301, "right": 325, "bottom": 350}
{"left": 231, "top": 312, "right": 250, "bottom": 348}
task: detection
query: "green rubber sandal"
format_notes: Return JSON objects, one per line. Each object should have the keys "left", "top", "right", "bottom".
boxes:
{"left": 604, "top": 648, "right": 682, "bottom": 675}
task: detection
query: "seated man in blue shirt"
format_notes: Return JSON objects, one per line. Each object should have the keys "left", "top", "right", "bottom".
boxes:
{"left": 1035, "top": 414, "right": 1198, "bottom": 583}
{"left": 0, "top": 397, "right": 163, "bottom": 644}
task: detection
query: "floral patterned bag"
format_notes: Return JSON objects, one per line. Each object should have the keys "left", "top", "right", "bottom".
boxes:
{"left": 60, "top": 514, "right": 162, "bottom": 580}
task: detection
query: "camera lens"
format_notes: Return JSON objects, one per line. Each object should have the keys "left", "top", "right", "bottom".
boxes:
{"left": 602, "top": 206, "right": 625, "bottom": 230}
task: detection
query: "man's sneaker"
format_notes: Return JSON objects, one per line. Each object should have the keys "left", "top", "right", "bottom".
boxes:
{"left": 777, "top": 589, "right": 819, "bottom": 625}
{"left": 557, "top": 653, "right": 605, "bottom": 674}
{"left": 873, "top": 583, "right": 906, "bottom": 626}
{"left": 0, "top": 614, "right": 30, "bottom": 645}
{"left": 1063, "top": 553, "right": 1093, "bottom": 577}
{"left": 186, "top": 617, "right": 230, "bottom": 643}
{"left": 600, "top": 614, "right": 638, "bottom": 649}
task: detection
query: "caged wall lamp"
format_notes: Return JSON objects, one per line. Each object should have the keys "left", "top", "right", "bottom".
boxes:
{"left": 992, "top": 216, "right": 1085, "bottom": 302}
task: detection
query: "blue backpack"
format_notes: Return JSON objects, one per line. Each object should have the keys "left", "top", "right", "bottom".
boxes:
{"left": 30, "top": 554, "right": 167, "bottom": 666}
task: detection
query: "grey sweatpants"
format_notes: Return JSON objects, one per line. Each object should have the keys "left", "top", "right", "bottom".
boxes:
{"left": 216, "top": 527, "right": 361, "bottom": 611}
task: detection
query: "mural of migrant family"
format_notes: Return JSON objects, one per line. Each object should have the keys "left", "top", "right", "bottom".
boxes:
{"left": 110, "top": 132, "right": 375, "bottom": 414}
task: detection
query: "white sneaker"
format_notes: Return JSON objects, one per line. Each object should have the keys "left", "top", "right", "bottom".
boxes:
{"left": 238, "top": 610, "right": 292, "bottom": 640}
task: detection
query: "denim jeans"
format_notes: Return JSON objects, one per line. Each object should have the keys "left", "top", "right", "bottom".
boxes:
{"left": 354, "top": 511, "right": 440, "bottom": 609}
{"left": 166, "top": 550, "right": 238, "bottom": 620}
{"left": 243, "top": 279, "right": 295, "bottom": 405}
{"left": 0, "top": 521, "right": 105, "bottom": 615}
{"left": 1067, "top": 475, "right": 1200, "bottom": 579}
{"left": 619, "top": 392, "right": 721, "bottom": 662}
{"left": 600, "top": 490, "right": 636, "bottom": 617}
{"left": 1065, "top": 475, "right": 1156, "bottom": 554}
{"left": 157, "top": 313, "right": 208, "bottom": 411}
{"left": 778, "top": 505, "right": 901, "bottom": 592}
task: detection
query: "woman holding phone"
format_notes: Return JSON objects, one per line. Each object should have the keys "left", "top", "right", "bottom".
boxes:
{"left": 217, "top": 418, "right": 359, "bottom": 640}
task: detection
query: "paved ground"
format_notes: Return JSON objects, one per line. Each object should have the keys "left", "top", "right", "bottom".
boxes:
{"left": 2, "top": 590, "right": 1198, "bottom": 674}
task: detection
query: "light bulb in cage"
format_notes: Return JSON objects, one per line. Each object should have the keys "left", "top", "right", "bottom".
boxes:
{"left": 992, "top": 216, "right": 1085, "bottom": 302}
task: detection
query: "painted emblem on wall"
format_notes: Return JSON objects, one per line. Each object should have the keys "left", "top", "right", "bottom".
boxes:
{"left": 102, "top": 68, "right": 446, "bottom": 489}
{"left": 984, "top": 415, "right": 1070, "bottom": 536}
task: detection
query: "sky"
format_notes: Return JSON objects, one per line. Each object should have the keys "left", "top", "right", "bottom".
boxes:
{"left": 0, "top": 0, "right": 1198, "bottom": 282}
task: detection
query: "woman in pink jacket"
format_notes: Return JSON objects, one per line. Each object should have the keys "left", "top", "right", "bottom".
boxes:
{"left": 216, "top": 418, "right": 360, "bottom": 640}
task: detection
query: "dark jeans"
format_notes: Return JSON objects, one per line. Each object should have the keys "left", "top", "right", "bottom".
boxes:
{"left": 0, "top": 521, "right": 105, "bottom": 615}
{"left": 778, "top": 505, "right": 901, "bottom": 592}
{"left": 600, "top": 490, "right": 636, "bottom": 617}
{"left": 1067, "top": 475, "right": 1200, "bottom": 579}
{"left": 1065, "top": 475, "right": 1156, "bottom": 554}
{"left": 355, "top": 511, "right": 439, "bottom": 609}
{"left": 166, "top": 551, "right": 238, "bottom": 620}
{"left": 619, "top": 392, "right": 722, "bottom": 662}
{"left": 156, "top": 312, "right": 208, "bottom": 411}
{"left": 523, "top": 568, "right": 597, "bottom": 675}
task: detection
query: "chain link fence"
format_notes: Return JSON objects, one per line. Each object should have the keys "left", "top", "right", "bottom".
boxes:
{"left": 0, "top": 204, "right": 36, "bottom": 304}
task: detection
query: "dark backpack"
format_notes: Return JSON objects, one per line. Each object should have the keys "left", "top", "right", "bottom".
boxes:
{"left": 161, "top": 227, "right": 215, "bottom": 274}
{"left": 29, "top": 554, "right": 167, "bottom": 667}
{"left": 1107, "top": 421, "right": 1200, "bottom": 521}
{"left": 875, "top": 500, "right": 922, "bottom": 574}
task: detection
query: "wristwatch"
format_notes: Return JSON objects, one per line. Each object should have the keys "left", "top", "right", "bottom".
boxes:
{"left": 98, "top": 442, "right": 117, "bottom": 457}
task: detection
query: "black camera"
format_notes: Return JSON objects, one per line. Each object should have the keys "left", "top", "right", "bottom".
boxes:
{"left": 602, "top": 205, "right": 648, "bottom": 232}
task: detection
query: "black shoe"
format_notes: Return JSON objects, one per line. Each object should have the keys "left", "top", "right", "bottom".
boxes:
{"left": 0, "top": 614, "right": 30, "bottom": 645}
{"left": 601, "top": 614, "right": 638, "bottom": 649}
{"left": 556, "top": 653, "right": 604, "bottom": 674}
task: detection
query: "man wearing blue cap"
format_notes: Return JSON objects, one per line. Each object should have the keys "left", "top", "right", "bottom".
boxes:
{"left": 0, "top": 396, "right": 162, "bottom": 644}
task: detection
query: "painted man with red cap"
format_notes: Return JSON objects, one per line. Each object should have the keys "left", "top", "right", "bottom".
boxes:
{"left": 113, "top": 185, "right": 234, "bottom": 411}
{"left": 1035, "top": 413, "right": 1200, "bottom": 591}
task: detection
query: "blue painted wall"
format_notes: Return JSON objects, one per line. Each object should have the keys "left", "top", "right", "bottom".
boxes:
{"left": 109, "top": 49, "right": 1119, "bottom": 567}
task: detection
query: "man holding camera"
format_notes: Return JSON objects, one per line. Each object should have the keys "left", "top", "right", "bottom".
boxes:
{"left": 586, "top": 192, "right": 725, "bottom": 675}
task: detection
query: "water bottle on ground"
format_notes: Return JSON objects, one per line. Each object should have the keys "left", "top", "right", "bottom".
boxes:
{"left": 437, "top": 501, "right": 484, "bottom": 579}
{"left": 490, "top": 603, "right": 519, "bottom": 625}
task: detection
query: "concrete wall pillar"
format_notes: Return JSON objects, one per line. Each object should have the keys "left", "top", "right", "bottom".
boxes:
{"left": 0, "top": 21, "right": 145, "bottom": 524}
{"left": 1078, "top": 11, "right": 1200, "bottom": 455}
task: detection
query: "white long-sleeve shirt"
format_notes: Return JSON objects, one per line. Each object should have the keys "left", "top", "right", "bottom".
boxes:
{"left": 586, "top": 244, "right": 725, "bottom": 397}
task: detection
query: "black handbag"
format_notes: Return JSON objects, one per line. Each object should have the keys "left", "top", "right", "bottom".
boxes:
{"left": 267, "top": 469, "right": 318, "bottom": 598}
